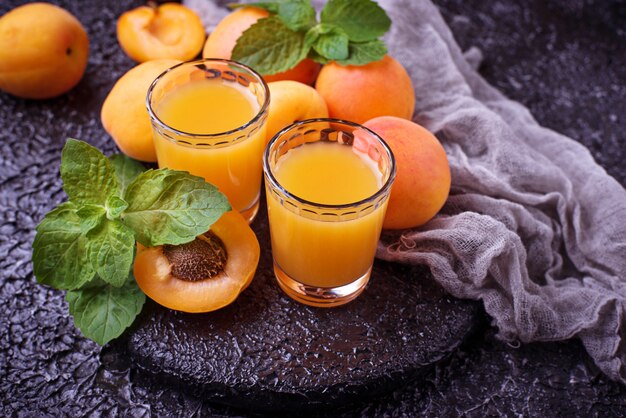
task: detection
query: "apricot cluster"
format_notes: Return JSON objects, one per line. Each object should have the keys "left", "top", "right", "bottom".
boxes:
{"left": 102, "top": 3, "right": 449, "bottom": 311}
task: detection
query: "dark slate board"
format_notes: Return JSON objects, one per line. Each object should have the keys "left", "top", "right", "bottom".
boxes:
{"left": 1, "top": 0, "right": 626, "bottom": 416}
{"left": 126, "top": 200, "right": 479, "bottom": 411}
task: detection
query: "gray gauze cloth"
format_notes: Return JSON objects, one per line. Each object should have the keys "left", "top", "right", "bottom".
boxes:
{"left": 186, "top": 0, "right": 626, "bottom": 384}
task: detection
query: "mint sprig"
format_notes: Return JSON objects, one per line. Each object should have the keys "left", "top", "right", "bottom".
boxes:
{"left": 32, "top": 139, "right": 231, "bottom": 345}
{"left": 230, "top": 0, "right": 390, "bottom": 75}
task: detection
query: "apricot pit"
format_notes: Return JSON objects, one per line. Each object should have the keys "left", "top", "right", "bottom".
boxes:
{"left": 134, "top": 211, "right": 260, "bottom": 313}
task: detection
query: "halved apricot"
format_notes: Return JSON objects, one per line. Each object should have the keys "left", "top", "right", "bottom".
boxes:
{"left": 117, "top": 3, "right": 205, "bottom": 62}
{"left": 133, "top": 211, "right": 260, "bottom": 313}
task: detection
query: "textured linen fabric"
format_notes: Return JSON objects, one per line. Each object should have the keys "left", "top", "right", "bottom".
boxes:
{"left": 187, "top": 0, "right": 626, "bottom": 384}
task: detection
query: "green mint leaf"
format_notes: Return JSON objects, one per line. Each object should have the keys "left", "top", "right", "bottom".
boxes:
{"left": 304, "top": 25, "right": 320, "bottom": 49}
{"left": 33, "top": 202, "right": 95, "bottom": 290}
{"left": 230, "top": 1, "right": 316, "bottom": 31}
{"left": 121, "top": 169, "right": 231, "bottom": 247}
{"left": 87, "top": 220, "right": 135, "bottom": 288}
{"left": 61, "top": 139, "right": 119, "bottom": 206}
{"left": 232, "top": 16, "right": 309, "bottom": 75}
{"left": 277, "top": 0, "right": 316, "bottom": 31}
{"left": 336, "top": 39, "right": 387, "bottom": 66}
{"left": 321, "top": 0, "right": 391, "bottom": 42}
{"left": 76, "top": 205, "right": 106, "bottom": 233}
{"left": 308, "top": 49, "right": 330, "bottom": 64}
{"left": 312, "top": 26, "right": 349, "bottom": 60}
{"left": 106, "top": 195, "right": 129, "bottom": 219}
{"left": 109, "top": 154, "right": 147, "bottom": 196}
{"left": 228, "top": 2, "right": 280, "bottom": 13}
{"left": 66, "top": 275, "right": 145, "bottom": 345}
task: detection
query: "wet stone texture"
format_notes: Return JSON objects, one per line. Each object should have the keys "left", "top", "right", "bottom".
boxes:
{"left": 0, "top": 0, "right": 625, "bottom": 416}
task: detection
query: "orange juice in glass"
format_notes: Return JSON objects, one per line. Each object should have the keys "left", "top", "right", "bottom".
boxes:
{"left": 147, "top": 59, "right": 269, "bottom": 223}
{"left": 263, "top": 119, "right": 396, "bottom": 307}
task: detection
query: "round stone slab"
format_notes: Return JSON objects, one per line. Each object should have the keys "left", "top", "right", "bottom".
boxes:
{"left": 127, "top": 203, "right": 480, "bottom": 411}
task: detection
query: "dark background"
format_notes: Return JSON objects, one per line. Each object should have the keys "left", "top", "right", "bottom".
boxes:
{"left": 1, "top": 0, "right": 625, "bottom": 416}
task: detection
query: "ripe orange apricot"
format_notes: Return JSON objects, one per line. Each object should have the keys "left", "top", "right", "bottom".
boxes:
{"left": 0, "top": 3, "right": 89, "bottom": 99}
{"left": 117, "top": 3, "right": 205, "bottom": 62}
{"left": 101, "top": 59, "right": 181, "bottom": 162}
{"left": 363, "top": 116, "right": 451, "bottom": 229}
{"left": 203, "top": 7, "right": 320, "bottom": 85}
{"left": 134, "top": 211, "right": 260, "bottom": 313}
{"left": 315, "top": 55, "right": 415, "bottom": 124}
{"left": 266, "top": 81, "right": 329, "bottom": 144}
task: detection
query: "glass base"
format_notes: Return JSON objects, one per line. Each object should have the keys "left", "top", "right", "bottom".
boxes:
{"left": 239, "top": 196, "right": 260, "bottom": 224}
{"left": 273, "top": 261, "right": 371, "bottom": 308}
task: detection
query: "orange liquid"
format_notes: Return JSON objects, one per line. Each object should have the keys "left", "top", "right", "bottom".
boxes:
{"left": 267, "top": 141, "right": 387, "bottom": 287}
{"left": 153, "top": 78, "right": 265, "bottom": 216}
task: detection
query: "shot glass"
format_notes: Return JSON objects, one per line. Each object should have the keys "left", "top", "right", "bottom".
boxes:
{"left": 147, "top": 59, "right": 270, "bottom": 223}
{"left": 263, "top": 119, "right": 396, "bottom": 307}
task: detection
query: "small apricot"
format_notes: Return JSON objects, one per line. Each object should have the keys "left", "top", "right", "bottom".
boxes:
{"left": 363, "top": 116, "right": 451, "bottom": 229}
{"left": 203, "top": 7, "right": 320, "bottom": 85}
{"left": 266, "top": 81, "right": 329, "bottom": 144}
{"left": 117, "top": 3, "right": 205, "bottom": 62}
{"left": 101, "top": 59, "right": 181, "bottom": 162}
{"left": 133, "top": 211, "right": 260, "bottom": 313}
{"left": 315, "top": 55, "right": 415, "bottom": 124}
{"left": 0, "top": 3, "right": 89, "bottom": 99}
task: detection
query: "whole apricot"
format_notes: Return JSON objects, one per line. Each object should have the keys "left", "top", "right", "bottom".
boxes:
{"left": 101, "top": 59, "right": 181, "bottom": 162}
{"left": 316, "top": 55, "right": 415, "bottom": 124}
{"left": 134, "top": 211, "right": 260, "bottom": 313}
{"left": 203, "top": 7, "right": 320, "bottom": 85}
{"left": 0, "top": 3, "right": 89, "bottom": 99}
{"left": 363, "top": 116, "right": 451, "bottom": 229}
{"left": 266, "top": 81, "right": 329, "bottom": 144}
{"left": 117, "top": 3, "right": 205, "bottom": 62}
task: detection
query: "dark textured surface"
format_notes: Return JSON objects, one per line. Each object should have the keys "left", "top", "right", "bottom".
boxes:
{"left": 1, "top": 0, "right": 625, "bottom": 416}
{"left": 438, "top": 0, "right": 626, "bottom": 186}
{"left": 127, "top": 200, "right": 478, "bottom": 410}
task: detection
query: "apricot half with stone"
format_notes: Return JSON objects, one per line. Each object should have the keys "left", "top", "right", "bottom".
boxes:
{"left": 134, "top": 211, "right": 260, "bottom": 313}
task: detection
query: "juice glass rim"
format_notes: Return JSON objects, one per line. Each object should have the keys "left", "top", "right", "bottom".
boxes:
{"left": 145, "top": 58, "right": 270, "bottom": 140}
{"left": 263, "top": 118, "right": 397, "bottom": 211}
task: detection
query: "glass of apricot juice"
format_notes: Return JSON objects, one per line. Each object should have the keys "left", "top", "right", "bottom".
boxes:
{"left": 147, "top": 59, "right": 269, "bottom": 223}
{"left": 263, "top": 119, "right": 396, "bottom": 307}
